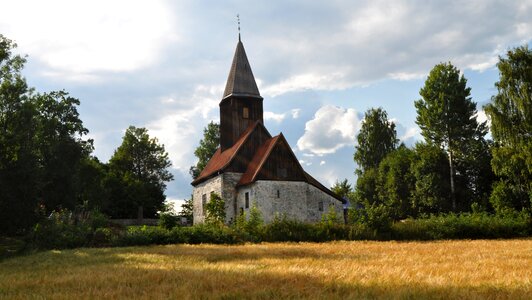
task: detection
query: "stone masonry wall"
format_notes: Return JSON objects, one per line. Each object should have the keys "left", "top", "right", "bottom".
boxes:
{"left": 192, "top": 172, "right": 242, "bottom": 225}
{"left": 236, "top": 181, "right": 342, "bottom": 223}
{"left": 192, "top": 175, "right": 222, "bottom": 225}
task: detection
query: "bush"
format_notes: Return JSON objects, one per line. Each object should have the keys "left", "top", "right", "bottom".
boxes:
{"left": 233, "top": 202, "right": 264, "bottom": 242}
{"left": 31, "top": 209, "right": 110, "bottom": 249}
{"left": 391, "top": 211, "right": 531, "bottom": 240}
{"left": 159, "top": 213, "right": 180, "bottom": 230}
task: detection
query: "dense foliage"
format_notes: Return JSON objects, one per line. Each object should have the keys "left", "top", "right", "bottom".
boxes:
{"left": 0, "top": 35, "right": 174, "bottom": 235}
{"left": 22, "top": 209, "right": 532, "bottom": 251}
{"left": 484, "top": 45, "right": 532, "bottom": 213}
{"left": 0, "top": 35, "right": 93, "bottom": 234}
{"left": 415, "top": 62, "right": 488, "bottom": 211}
{"left": 105, "top": 126, "right": 173, "bottom": 218}
{"left": 189, "top": 121, "right": 220, "bottom": 179}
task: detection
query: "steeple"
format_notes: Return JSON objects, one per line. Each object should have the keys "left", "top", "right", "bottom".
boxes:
{"left": 219, "top": 37, "right": 264, "bottom": 151}
{"left": 222, "top": 39, "right": 262, "bottom": 100}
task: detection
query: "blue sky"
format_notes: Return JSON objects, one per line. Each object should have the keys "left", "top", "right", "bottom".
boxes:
{"left": 1, "top": 0, "right": 530, "bottom": 209}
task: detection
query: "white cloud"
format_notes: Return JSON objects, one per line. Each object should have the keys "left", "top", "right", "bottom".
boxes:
{"left": 320, "top": 160, "right": 326, "bottom": 166}
{"left": 297, "top": 105, "right": 361, "bottom": 155}
{"left": 262, "top": 72, "right": 351, "bottom": 97}
{"left": 476, "top": 110, "right": 491, "bottom": 127}
{"left": 264, "top": 111, "right": 286, "bottom": 123}
{"left": 253, "top": 1, "right": 532, "bottom": 93}
{"left": 146, "top": 85, "right": 220, "bottom": 173}
{"left": 0, "top": 0, "right": 176, "bottom": 80}
{"left": 388, "top": 72, "right": 426, "bottom": 81}
{"left": 400, "top": 127, "right": 420, "bottom": 142}
{"left": 291, "top": 109, "right": 301, "bottom": 119}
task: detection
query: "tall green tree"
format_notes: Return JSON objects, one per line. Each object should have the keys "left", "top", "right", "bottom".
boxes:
{"left": 107, "top": 126, "right": 173, "bottom": 218}
{"left": 190, "top": 121, "right": 220, "bottom": 179}
{"left": 353, "top": 108, "right": 397, "bottom": 206}
{"left": 415, "top": 62, "right": 487, "bottom": 211}
{"left": 375, "top": 144, "right": 415, "bottom": 220}
{"left": 410, "top": 143, "right": 451, "bottom": 215}
{"left": 33, "top": 91, "right": 93, "bottom": 211}
{"left": 0, "top": 35, "right": 39, "bottom": 233}
{"left": 0, "top": 35, "right": 93, "bottom": 233}
{"left": 354, "top": 108, "right": 398, "bottom": 173}
{"left": 484, "top": 45, "right": 532, "bottom": 213}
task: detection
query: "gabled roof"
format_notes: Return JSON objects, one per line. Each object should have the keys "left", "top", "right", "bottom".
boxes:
{"left": 191, "top": 121, "right": 268, "bottom": 185}
{"left": 222, "top": 40, "right": 262, "bottom": 100}
{"left": 236, "top": 135, "right": 281, "bottom": 186}
{"left": 236, "top": 133, "right": 343, "bottom": 202}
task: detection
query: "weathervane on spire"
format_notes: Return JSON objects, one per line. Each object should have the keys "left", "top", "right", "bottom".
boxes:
{"left": 237, "top": 14, "right": 241, "bottom": 41}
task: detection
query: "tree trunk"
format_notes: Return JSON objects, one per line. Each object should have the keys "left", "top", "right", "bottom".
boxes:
{"left": 448, "top": 149, "right": 456, "bottom": 211}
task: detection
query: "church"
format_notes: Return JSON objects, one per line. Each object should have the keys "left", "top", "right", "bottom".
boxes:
{"left": 191, "top": 36, "right": 343, "bottom": 224}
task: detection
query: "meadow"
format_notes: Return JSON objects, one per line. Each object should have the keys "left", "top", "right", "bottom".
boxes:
{"left": 0, "top": 239, "right": 530, "bottom": 299}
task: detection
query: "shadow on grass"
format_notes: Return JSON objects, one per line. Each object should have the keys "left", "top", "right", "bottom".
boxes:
{"left": 1, "top": 244, "right": 530, "bottom": 299}
{"left": 0, "top": 246, "right": 531, "bottom": 299}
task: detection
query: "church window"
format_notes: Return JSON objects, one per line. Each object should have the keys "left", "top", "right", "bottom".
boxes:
{"left": 245, "top": 192, "right": 249, "bottom": 208}
{"left": 243, "top": 106, "right": 249, "bottom": 119}
{"left": 277, "top": 190, "right": 280, "bottom": 198}
{"left": 202, "top": 194, "right": 207, "bottom": 215}
{"left": 318, "top": 201, "right": 324, "bottom": 212}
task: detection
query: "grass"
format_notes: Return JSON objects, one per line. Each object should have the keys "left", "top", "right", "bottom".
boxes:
{"left": 0, "top": 240, "right": 531, "bottom": 299}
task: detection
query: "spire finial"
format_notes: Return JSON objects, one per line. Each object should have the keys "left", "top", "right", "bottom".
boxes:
{"left": 237, "top": 14, "right": 241, "bottom": 41}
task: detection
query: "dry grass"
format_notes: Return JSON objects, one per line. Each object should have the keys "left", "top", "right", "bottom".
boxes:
{"left": 0, "top": 240, "right": 531, "bottom": 299}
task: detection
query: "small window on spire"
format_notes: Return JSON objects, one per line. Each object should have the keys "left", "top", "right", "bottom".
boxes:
{"left": 243, "top": 106, "right": 249, "bottom": 119}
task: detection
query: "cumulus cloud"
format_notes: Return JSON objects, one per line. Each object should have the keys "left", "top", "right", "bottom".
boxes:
{"left": 254, "top": 1, "right": 532, "bottom": 96}
{"left": 291, "top": 109, "right": 301, "bottom": 119}
{"left": 297, "top": 105, "right": 361, "bottom": 155}
{"left": 475, "top": 109, "right": 491, "bottom": 127}
{"left": 0, "top": 0, "right": 176, "bottom": 80}
{"left": 146, "top": 84, "right": 221, "bottom": 173}
{"left": 264, "top": 111, "right": 286, "bottom": 123}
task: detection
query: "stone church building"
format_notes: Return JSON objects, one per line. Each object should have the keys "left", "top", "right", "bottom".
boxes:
{"left": 191, "top": 37, "right": 343, "bottom": 224}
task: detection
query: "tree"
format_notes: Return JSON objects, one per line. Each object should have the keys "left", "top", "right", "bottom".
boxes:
{"left": 354, "top": 108, "right": 398, "bottom": 173}
{"left": 107, "top": 126, "right": 173, "bottom": 218}
{"left": 415, "top": 62, "right": 487, "bottom": 211}
{"left": 205, "top": 192, "right": 225, "bottom": 225}
{"left": 179, "top": 197, "right": 194, "bottom": 224}
{"left": 410, "top": 143, "right": 450, "bottom": 215}
{"left": 331, "top": 179, "right": 353, "bottom": 199}
{"left": 484, "top": 45, "right": 532, "bottom": 213}
{"left": 353, "top": 108, "right": 397, "bottom": 208}
{"left": 33, "top": 91, "right": 93, "bottom": 211}
{"left": 190, "top": 121, "right": 220, "bottom": 179}
{"left": 0, "top": 35, "right": 93, "bottom": 233}
{"left": 375, "top": 144, "right": 415, "bottom": 220}
{"left": 0, "top": 34, "right": 38, "bottom": 233}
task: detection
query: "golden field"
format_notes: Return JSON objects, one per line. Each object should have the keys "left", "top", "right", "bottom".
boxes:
{"left": 0, "top": 240, "right": 531, "bottom": 299}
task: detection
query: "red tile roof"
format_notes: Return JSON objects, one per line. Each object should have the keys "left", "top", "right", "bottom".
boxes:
{"left": 235, "top": 134, "right": 342, "bottom": 202}
{"left": 191, "top": 123, "right": 342, "bottom": 202}
{"left": 237, "top": 135, "right": 280, "bottom": 186}
{"left": 191, "top": 121, "right": 260, "bottom": 185}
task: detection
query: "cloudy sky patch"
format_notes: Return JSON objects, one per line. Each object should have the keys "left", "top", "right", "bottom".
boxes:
{"left": 1, "top": 0, "right": 530, "bottom": 204}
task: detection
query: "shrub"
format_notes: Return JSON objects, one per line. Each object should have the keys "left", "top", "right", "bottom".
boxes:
{"left": 205, "top": 193, "right": 226, "bottom": 226}
{"left": 159, "top": 213, "right": 180, "bottom": 230}
{"left": 31, "top": 208, "right": 110, "bottom": 249}
{"left": 391, "top": 211, "right": 531, "bottom": 240}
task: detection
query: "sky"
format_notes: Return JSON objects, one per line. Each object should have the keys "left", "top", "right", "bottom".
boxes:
{"left": 1, "top": 0, "right": 531, "bottom": 209}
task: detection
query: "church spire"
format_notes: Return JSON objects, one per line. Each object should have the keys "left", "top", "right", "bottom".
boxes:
{"left": 222, "top": 35, "right": 261, "bottom": 100}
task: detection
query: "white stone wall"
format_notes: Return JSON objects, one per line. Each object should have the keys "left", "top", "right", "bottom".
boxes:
{"left": 192, "top": 175, "right": 222, "bottom": 224}
{"left": 192, "top": 172, "right": 242, "bottom": 225}
{"left": 236, "top": 180, "right": 342, "bottom": 223}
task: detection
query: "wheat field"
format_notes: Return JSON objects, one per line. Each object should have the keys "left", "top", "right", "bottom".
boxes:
{"left": 0, "top": 240, "right": 531, "bottom": 299}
